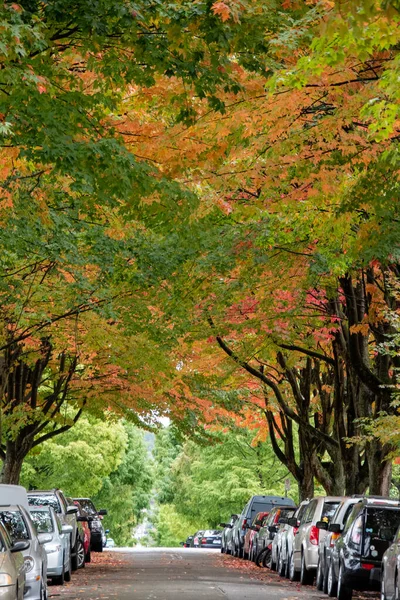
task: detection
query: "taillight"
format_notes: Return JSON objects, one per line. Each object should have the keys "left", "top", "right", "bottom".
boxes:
{"left": 293, "top": 527, "right": 299, "bottom": 535}
{"left": 330, "top": 533, "right": 340, "bottom": 547}
{"left": 361, "top": 563, "right": 374, "bottom": 570}
{"left": 242, "top": 518, "right": 247, "bottom": 531}
{"left": 309, "top": 525, "right": 319, "bottom": 545}
{"left": 201, "top": 538, "right": 207, "bottom": 544}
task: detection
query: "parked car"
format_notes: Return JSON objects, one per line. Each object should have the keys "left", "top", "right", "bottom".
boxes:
{"left": 316, "top": 497, "right": 359, "bottom": 592}
{"left": 220, "top": 516, "right": 238, "bottom": 555}
{"left": 73, "top": 501, "right": 91, "bottom": 564}
{"left": 0, "top": 504, "right": 50, "bottom": 600}
{"left": 291, "top": 495, "right": 342, "bottom": 585}
{"left": 329, "top": 497, "right": 400, "bottom": 600}
{"left": 232, "top": 495, "right": 296, "bottom": 558}
{"left": 271, "top": 506, "right": 297, "bottom": 571}
{"left": 181, "top": 535, "right": 193, "bottom": 548}
{"left": 190, "top": 531, "right": 205, "bottom": 548}
{"left": 243, "top": 512, "right": 269, "bottom": 561}
{"left": 382, "top": 522, "right": 400, "bottom": 600}
{"left": 284, "top": 500, "right": 310, "bottom": 581}
{"left": 73, "top": 498, "right": 107, "bottom": 553}
{"left": 199, "top": 530, "right": 222, "bottom": 549}
{"left": 29, "top": 506, "right": 72, "bottom": 585}
{"left": 256, "top": 506, "right": 297, "bottom": 568}
{"left": 28, "top": 490, "right": 79, "bottom": 570}
{"left": 105, "top": 538, "right": 115, "bottom": 548}
{"left": 251, "top": 513, "right": 271, "bottom": 562}
{"left": 0, "top": 519, "right": 27, "bottom": 600}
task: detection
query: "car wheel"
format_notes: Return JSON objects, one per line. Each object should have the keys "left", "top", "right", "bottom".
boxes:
{"left": 270, "top": 550, "right": 276, "bottom": 571}
{"left": 337, "top": 563, "right": 352, "bottom": 600}
{"left": 300, "top": 552, "right": 314, "bottom": 585}
{"left": 77, "top": 538, "right": 85, "bottom": 569}
{"left": 262, "top": 548, "right": 272, "bottom": 569}
{"left": 327, "top": 561, "right": 337, "bottom": 597}
{"left": 316, "top": 557, "right": 324, "bottom": 590}
{"left": 71, "top": 538, "right": 79, "bottom": 571}
{"left": 289, "top": 551, "right": 300, "bottom": 582}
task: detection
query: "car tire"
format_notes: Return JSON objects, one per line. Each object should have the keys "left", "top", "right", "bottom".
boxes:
{"left": 52, "top": 558, "right": 65, "bottom": 586}
{"left": 71, "top": 538, "right": 79, "bottom": 571}
{"left": 337, "top": 563, "right": 352, "bottom": 600}
{"left": 278, "top": 551, "right": 286, "bottom": 577}
{"left": 77, "top": 538, "right": 85, "bottom": 569}
{"left": 289, "top": 551, "right": 300, "bottom": 581}
{"left": 270, "top": 552, "right": 276, "bottom": 571}
{"left": 316, "top": 557, "right": 324, "bottom": 590}
{"left": 243, "top": 549, "right": 249, "bottom": 560}
{"left": 64, "top": 563, "right": 71, "bottom": 583}
{"left": 263, "top": 548, "right": 272, "bottom": 569}
{"left": 300, "top": 552, "right": 314, "bottom": 585}
{"left": 327, "top": 561, "right": 337, "bottom": 597}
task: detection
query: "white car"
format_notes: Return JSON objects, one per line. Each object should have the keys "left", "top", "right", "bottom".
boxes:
{"left": 0, "top": 519, "right": 27, "bottom": 600}
{"left": 0, "top": 504, "right": 50, "bottom": 600}
{"left": 29, "top": 507, "right": 72, "bottom": 585}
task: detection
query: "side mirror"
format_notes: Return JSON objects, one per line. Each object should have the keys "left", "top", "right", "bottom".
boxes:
{"left": 329, "top": 523, "right": 342, "bottom": 534}
{"left": 66, "top": 505, "right": 78, "bottom": 515}
{"left": 61, "top": 524, "right": 73, "bottom": 534}
{"left": 316, "top": 521, "right": 328, "bottom": 531}
{"left": 77, "top": 516, "right": 89, "bottom": 522}
{"left": 98, "top": 509, "right": 108, "bottom": 516}
{"left": 278, "top": 517, "right": 288, "bottom": 525}
{"left": 288, "top": 518, "right": 298, "bottom": 527}
{"left": 11, "top": 541, "right": 30, "bottom": 553}
{"left": 38, "top": 533, "right": 52, "bottom": 545}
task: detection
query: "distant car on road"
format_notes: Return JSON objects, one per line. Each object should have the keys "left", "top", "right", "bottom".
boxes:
{"left": 105, "top": 538, "right": 115, "bottom": 548}
{"left": 199, "top": 530, "right": 222, "bottom": 549}
{"left": 190, "top": 531, "right": 205, "bottom": 548}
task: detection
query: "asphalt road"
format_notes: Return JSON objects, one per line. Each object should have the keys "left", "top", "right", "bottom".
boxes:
{"left": 51, "top": 548, "right": 327, "bottom": 600}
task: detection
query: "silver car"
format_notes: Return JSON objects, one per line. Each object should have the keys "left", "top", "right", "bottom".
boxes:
{"left": 382, "top": 525, "right": 400, "bottom": 600}
{"left": 271, "top": 507, "right": 297, "bottom": 573}
{"left": 29, "top": 507, "right": 72, "bottom": 586}
{"left": 291, "top": 496, "right": 342, "bottom": 585}
{"left": 316, "top": 497, "right": 358, "bottom": 593}
{"left": 283, "top": 500, "right": 309, "bottom": 580}
{"left": 0, "top": 520, "right": 27, "bottom": 600}
{"left": 0, "top": 505, "right": 50, "bottom": 600}
{"left": 220, "top": 515, "right": 238, "bottom": 555}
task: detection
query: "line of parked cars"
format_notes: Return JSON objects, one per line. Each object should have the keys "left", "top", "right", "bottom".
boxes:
{"left": 182, "top": 530, "right": 223, "bottom": 549}
{"left": 220, "top": 493, "right": 400, "bottom": 600}
{"left": 0, "top": 484, "right": 109, "bottom": 600}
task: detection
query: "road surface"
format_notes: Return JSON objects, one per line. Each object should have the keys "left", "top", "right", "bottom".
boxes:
{"left": 51, "top": 548, "right": 329, "bottom": 600}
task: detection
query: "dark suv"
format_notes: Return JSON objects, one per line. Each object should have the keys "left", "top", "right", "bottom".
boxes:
{"left": 73, "top": 498, "right": 107, "bottom": 552}
{"left": 232, "top": 495, "right": 296, "bottom": 558}
{"left": 329, "top": 497, "right": 400, "bottom": 600}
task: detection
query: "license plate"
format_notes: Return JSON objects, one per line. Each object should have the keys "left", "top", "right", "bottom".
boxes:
{"left": 213, "top": 539, "right": 220, "bottom": 544}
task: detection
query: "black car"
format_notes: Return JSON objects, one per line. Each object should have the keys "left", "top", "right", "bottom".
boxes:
{"left": 73, "top": 498, "right": 107, "bottom": 553}
{"left": 329, "top": 498, "right": 400, "bottom": 600}
{"left": 199, "top": 529, "right": 222, "bottom": 548}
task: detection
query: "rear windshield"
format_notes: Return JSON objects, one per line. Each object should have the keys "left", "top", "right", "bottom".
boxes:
{"left": 30, "top": 511, "right": 54, "bottom": 533}
{"left": 363, "top": 508, "right": 400, "bottom": 560}
{"left": 75, "top": 499, "right": 97, "bottom": 516}
{"left": 0, "top": 510, "right": 30, "bottom": 541}
{"left": 322, "top": 502, "right": 341, "bottom": 522}
{"left": 28, "top": 494, "right": 61, "bottom": 513}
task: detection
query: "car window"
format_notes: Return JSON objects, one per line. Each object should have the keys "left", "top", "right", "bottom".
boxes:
{"left": 322, "top": 502, "right": 341, "bottom": 522}
{"left": 251, "top": 502, "right": 271, "bottom": 516}
{"left": 30, "top": 511, "right": 54, "bottom": 533}
{"left": 28, "top": 494, "right": 61, "bottom": 513}
{"left": 296, "top": 503, "right": 308, "bottom": 523}
{"left": 342, "top": 503, "right": 356, "bottom": 526}
{"left": 303, "top": 500, "right": 317, "bottom": 524}
{"left": 0, "top": 510, "right": 30, "bottom": 540}
{"left": 75, "top": 499, "right": 97, "bottom": 516}
{"left": 348, "top": 515, "right": 363, "bottom": 551}
{"left": 56, "top": 516, "right": 63, "bottom": 534}
{"left": 343, "top": 504, "right": 360, "bottom": 534}
{"left": 363, "top": 508, "right": 400, "bottom": 560}
{"left": 0, "top": 522, "right": 11, "bottom": 549}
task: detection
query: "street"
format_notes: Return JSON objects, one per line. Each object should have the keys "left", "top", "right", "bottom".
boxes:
{"left": 52, "top": 548, "right": 326, "bottom": 600}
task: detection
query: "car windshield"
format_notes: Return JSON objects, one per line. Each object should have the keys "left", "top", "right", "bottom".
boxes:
{"left": 75, "top": 499, "right": 97, "bottom": 516}
{"left": 30, "top": 511, "right": 54, "bottom": 533}
{"left": 28, "top": 494, "right": 61, "bottom": 513}
{"left": 0, "top": 510, "right": 30, "bottom": 540}
{"left": 363, "top": 508, "right": 400, "bottom": 560}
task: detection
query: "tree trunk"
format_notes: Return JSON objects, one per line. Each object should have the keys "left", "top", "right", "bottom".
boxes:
{"left": 0, "top": 441, "right": 29, "bottom": 484}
